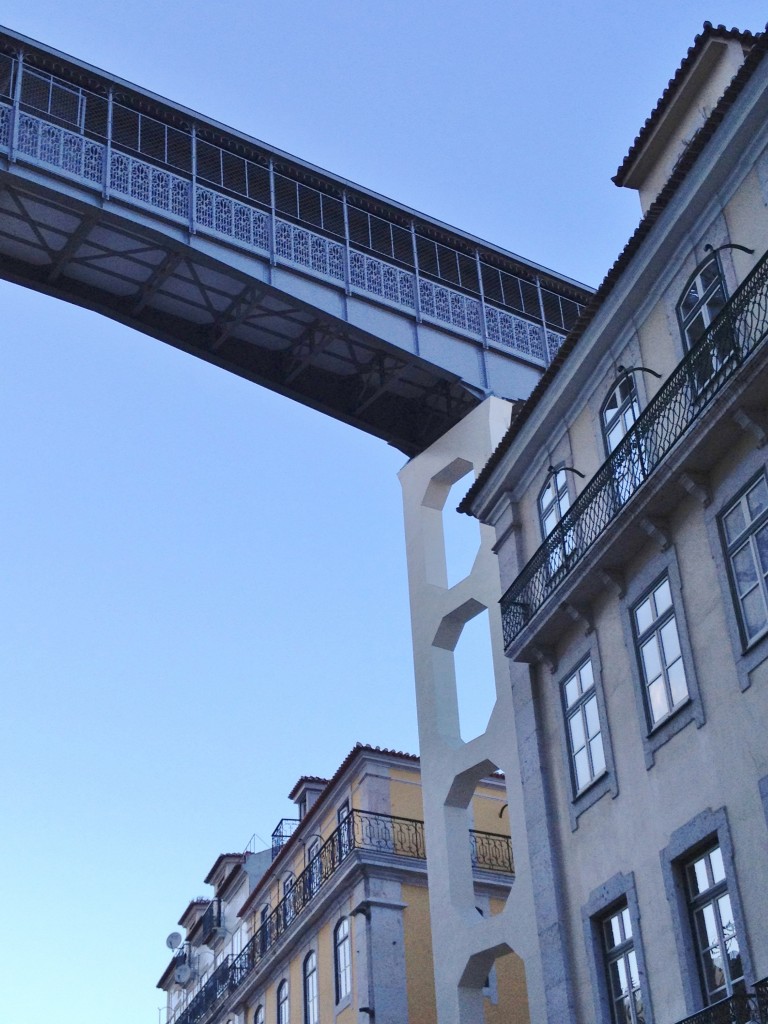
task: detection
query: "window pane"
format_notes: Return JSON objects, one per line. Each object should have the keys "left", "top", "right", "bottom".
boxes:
{"left": 622, "top": 907, "right": 633, "bottom": 940}
{"left": 569, "top": 711, "right": 586, "bottom": 752}
{"left": 641, "top": 637, "right": 662, "bottom": 682}
{"left": 574, "top": 747, "right": 590, "bottom": 789}
{"left": 654, "top": 579, "right": 671, "bottom": 614}
{"left": 710, "top": 847, "right": 725, "bottom": 884}
{"left": 733, "top": 545, "right": 759, "bottom": 595}
{"left": 564, "top": 674, "right": 579, "bottom": 707}
{"left": 580, "top": 659, "right": 595, "bottom": 692}
{"left": 688, "top": 855, "right": 709, "bottom": 897}
{"left": 747, "top": 478, "right": 768, "bottom": 521}
{"left": 584, "top": 695, "right": 600, "bottom": 738}
{"left": 724, "top": 502, "right": 746, "bottom": 544}
{"left": 756, "top": 525, "right": 768, "bottom": 574}
{"left": 590, "top": 735, "right": 606, "bottom": 776}
{"left": 667, "top": 659, "right": 689, "bottom": 706}
{"left": 659, "top": 618, "right": 681, "bottom": 664}
{"left": 648, "top": 678, "right": 669, "bottom": 723}
{"left": 635, "top": 597, "right": 653, "bottom": 634}
{"left": 605, "top": 913, "right": 623, "bottom": 950}
{"left": 742, "top": 586, "right": 768, "bottom": 638}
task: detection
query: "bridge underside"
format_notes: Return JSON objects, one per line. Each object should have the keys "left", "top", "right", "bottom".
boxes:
{"left": 0, "top": 167, "right": 481, "bottom": 455}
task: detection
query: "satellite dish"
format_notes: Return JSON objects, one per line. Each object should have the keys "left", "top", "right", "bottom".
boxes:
{"left": 174, "top": 964, "right": 193, "bottom": 985}
{"left": 166, "top": 931, "right": 183, "bottom": 950}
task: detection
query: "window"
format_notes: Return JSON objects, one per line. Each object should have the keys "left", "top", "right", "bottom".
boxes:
{"left": 303, "top": 951, "right": 318, "bottom": 1024}
{"left": 563, "top": 659, "right": 606, "bottom": 793}
{"left": 602, "top": 903, "right": 644, "bottom": 1024}
{"left": 334, "top": 918, "right": 352, "bottom": 1002}
{"left": 602, "top": 375, "right": 640, "bottom": 454}
{"left": 722, "top": 473, "right": 768, "bottom": 645}
{"left": 307, "top": 838, "right": 321, "bottom": 897}
{"left": 277, "top": 980, "right": 289, "bottom": 1024}
{"left": 539, "top": 467, "right": 570, "bottom": 538}
{"left": 685, "top": 844, "right": 745, "bottom": 1004}
{"left": 678, "top": 255, "right": 727, "bottom": 350}
{"left": 337, "top": 801, "right": 352, "bottom": 859}
{"left": 632, "top": 576, "right": 689, "bottom": 726}
{"left": 254, "top": 1006, "right": 264, "bottom": 1024}
{"left": 283, "top": 875, "right": 296, "bottom": 925}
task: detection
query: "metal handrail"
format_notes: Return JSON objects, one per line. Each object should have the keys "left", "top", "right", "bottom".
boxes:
{"left": 469, "top": 829, "right": 514, "bottom": 874}
{"left": 675, "top": 991, "right": 768, "bottom": 1024}
{"left": 500, "top": 247, "right": 768, "bottom": 650}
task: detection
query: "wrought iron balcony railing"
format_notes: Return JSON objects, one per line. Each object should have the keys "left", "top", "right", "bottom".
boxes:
{"left": 199, "top": 899, "right": 222, "bottom": 945}
{"left": 469, "top": 829, "right": 515, "bottom": 873}
{"left": 171, "top": 812, "right": 511, "bottom": 1024}
{"left": 675, "top": 990, "right": 768, "bottom": 1024}
{"left": 501, "top": 248, "right": 768, "bottom": 650}
{"left": 270, "top": 818, "right": 300, "bottom": 859}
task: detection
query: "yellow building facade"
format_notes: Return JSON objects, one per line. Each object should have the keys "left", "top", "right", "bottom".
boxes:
{"left": 157, "top": 744, "right": 523, "bottom": 1024}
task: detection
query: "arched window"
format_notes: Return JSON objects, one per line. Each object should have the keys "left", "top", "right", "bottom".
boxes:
{"left": 677, "top": 254, "right": 727, "bottom": 350}
{"left": 254, "top": 1006, "right": 264, "bottom": 1024}
{"left": 303, "top": 951, "right": 319, "bottom": 1024}
{"left": 538, "top": 467, "right": 570, "bottom": 540}
{"left": 334, "top": 917, "right": 352, "bottom": 1002}
{"left": 277, "top": 980, "right": 289, "bottom": 1024}
{"left": 601, "top": 375, "right": 640, "bottom": 454}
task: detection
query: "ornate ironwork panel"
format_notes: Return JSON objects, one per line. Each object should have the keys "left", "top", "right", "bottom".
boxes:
{"left": 675, "top": 992, "right": 768, "bottom": 1024}
{"left": 501, "top": 248, "right": 768, "bottom": 650}
{"left": 469, "top": 829, "right": 514, "bottom": 874}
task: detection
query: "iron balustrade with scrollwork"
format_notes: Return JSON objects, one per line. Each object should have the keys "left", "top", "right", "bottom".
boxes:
{"left": 270, "top": 818, "right": 300, "bottom": 859}
{"left": 675, "top": 990, "right": 768, "bottom": 1024}
{"left": 0, "top": 46, "right": 584, "bottom": 366}
{"left": 469, "top": 829, "right": 514, "bottom": 874}
{"left": 171, "top": 812, "right": 509, "bottom": 1024}
{"left": 501, "top": 247, "right": 768, "bottom": 650}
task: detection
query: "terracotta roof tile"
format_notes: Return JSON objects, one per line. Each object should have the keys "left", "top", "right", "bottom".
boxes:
{"left": 614, "top": 22, "right": 758, "bottom": 187}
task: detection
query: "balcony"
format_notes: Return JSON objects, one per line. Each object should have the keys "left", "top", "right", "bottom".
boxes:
{"left": 199, "top": 899, "right": 222, "bottom": 946}
{"left": 675, "top": 987, "right": 768, "bottom": 1024}
{"left": 270, "top": 818, "right": 300, "bottom": 859}
{"left": 171, "top": 811, "right": 511, "bottom": 1024}
{"left": 501, "top": 248, "right": 768, "bottom": 656}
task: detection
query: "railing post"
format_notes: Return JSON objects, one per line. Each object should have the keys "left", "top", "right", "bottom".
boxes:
{"left": 342, "top": 188, "right": 352, "bottom": 296}
{"left": 189, "top": 124, "right": 197, "bottom": 235}
{"left": 268, "top": 157, "right": 276, "bottom": 266}
{"left": 104, "top": 87, "right": 113, "bottom": 199}
{"left": 475, "top": 249, "right": 491, "bottom": 391}
{"left": 410, "top": 221, "right": 423, "bottom": 324}
{"left": 9, "top": 49, "right": 23, "bottom": 164}
{"left": 535, "top": 274, "right": 551, "bottom": 365}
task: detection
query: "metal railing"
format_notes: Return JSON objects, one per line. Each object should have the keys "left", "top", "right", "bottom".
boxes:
{"left": 0, "top": 46, "right": 583, "bottom": 363}
{"left": 171, "top": 811, "right": 509, "bottom": 1024}
{"left": 199, "top": 899, "right": 221, "bottom": 944}
{"left": 500, "top": 247, "right": 768, "bottom": 650}
{"left": 469, "top": 829, "right": 514, "bottom": 874}
{"left": 270, "top": 818, "right": 300, "bottom": 859}
{"left": 675, "top": 990, "right": 768, "bottom": 1024}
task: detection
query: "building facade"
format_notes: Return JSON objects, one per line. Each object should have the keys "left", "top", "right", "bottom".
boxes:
{"left": 403, "top": 22, "right": 768, "bottom": 1024}
{"left": 157, "top": 744, "right": 522, "bottom": 1024}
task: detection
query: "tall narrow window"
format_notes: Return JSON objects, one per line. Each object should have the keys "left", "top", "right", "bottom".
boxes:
{"left": 677, "top": 255, "right": 727, "bottom": 350}
{"left": 277, "top": 980, "right": 289, "bottom": 1024}
{"left": 338, "top": 801, "right": 352, "bottom": 859}
{"left": 254, "top": 1006, "right": 264, "bottom": 1024}
{"left": 686, "top": 844, "right": 745, "bottom": 1004}
{"left": 722, "top": 473, "right": 768, "bottom": 645}
{"left": 602, "top": 375, "right": 640, "bottom": 454}
{"left": 602, "top": 903, "right": 643, "bottom": 1024}
{"left": 334, "top": 917, "right": 352, "bottom": 1002}
{"left": 303, "top": 951, "right": 318, "bottom": 1024}
{"left": 539, "top": 467, "right": 570, "bottom": 538}
{"left": 632, "top": 576, "right": 689, "bottom": 726}
{"left": 563, "top": 659, "right": 606, "bottom": 793}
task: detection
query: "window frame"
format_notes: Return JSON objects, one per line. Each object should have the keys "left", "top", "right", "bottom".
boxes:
{"left": 685, "top": 843, "right": 746, "bottom": 1005}
{"left": 660, "top": 808, "right": 754, "bottom": 1017}
{"left": 676, "top": 254, "right": 728, "bottom": 352}
{"left": 631, "top": 573, "right": 691, "bottom": 729}
{"left": 563, "top": 657, "right": 607, "bottom": 795}
{"left": 254, "top": 1006, "right": 264, "bottom": 1024}
{"left": 303, "top": 950, "right": 319, "bottom": 1024}
{"left": 276, "top": 979, "right": 289, "bottom": 1024}
{"left": 620, "top": 554, "right": 703, "bottom": 769}
{"left": 334, "top": 917, "right": 352, "bottom": 1004}
{"left": 555, "top": 640, "right": 616, "bottom": 830}
{"left": 582, "top": 873, "right": 653, "bottom": 1024}
{"left": 601, "top": 373, "right": 641, "bottom": 456}
{"left": 720, "top": 470, "right": 768, "bottom": 650}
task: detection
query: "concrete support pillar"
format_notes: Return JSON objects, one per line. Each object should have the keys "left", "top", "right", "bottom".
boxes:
{"left": 398, "top": 398, "right": 548, "bottom": 1024}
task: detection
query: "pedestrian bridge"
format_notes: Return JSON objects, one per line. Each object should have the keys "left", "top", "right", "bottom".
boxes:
{"left": 0, "top": 26, "right": 590, "bottom": 454}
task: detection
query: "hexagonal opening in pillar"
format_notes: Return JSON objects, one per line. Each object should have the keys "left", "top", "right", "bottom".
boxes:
{"left": 453, "top": 606, "right": 496, "bottom": 742}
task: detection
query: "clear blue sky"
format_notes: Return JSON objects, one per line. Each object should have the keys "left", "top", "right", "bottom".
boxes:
{"left": 0, "top": 3, "right": 764, "bottom": 1022}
